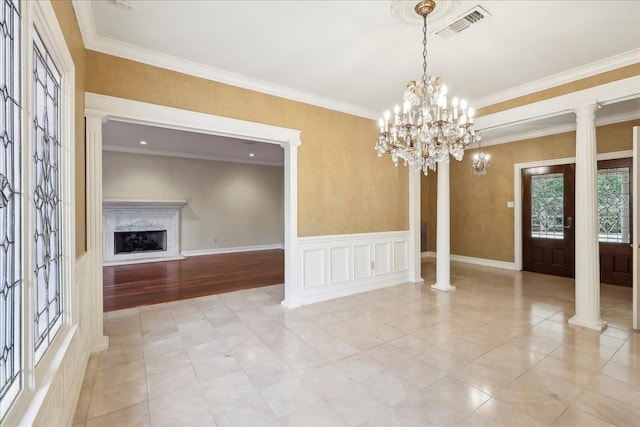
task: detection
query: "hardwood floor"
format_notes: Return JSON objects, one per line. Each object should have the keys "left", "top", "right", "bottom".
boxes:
{"left": 103, "top": 250, "right": 284, "bottom": 312}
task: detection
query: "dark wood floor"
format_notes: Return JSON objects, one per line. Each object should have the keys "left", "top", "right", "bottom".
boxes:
{"left": 103, "top": 250, "right": 284, "bottom": 312}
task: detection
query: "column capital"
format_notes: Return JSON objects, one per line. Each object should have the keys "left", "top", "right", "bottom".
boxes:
{"left": 84, "top": 108, "right": 108, "bottom": 123}
{"left": 573, "top": 103, "right": 598, "bottom": 120}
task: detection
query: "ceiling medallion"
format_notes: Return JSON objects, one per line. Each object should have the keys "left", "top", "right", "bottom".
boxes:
{"left": 390, "top": 0, "right": 462, "bottom": 30}
{"left": 376, "top": 0, "right": 481, "bottom": 175}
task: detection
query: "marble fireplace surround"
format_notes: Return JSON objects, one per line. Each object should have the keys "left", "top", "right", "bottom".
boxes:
{"left": 103, "top": 199, "right": 187, "bottom": 266}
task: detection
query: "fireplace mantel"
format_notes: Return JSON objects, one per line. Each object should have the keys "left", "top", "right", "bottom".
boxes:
{"left": 103, "top": 199, "right": 187, "bottom": 266}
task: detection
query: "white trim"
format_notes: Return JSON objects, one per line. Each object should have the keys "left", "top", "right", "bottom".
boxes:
{"left": 420, "top": 251, "right": 517, "bottom": 270}
{"left": 481, "top": 110, "right": 640, "bottom": 148}
{"left": 182, "top": 244, "right": 284, "bottom": 257}
{"left": 71, "top": 1, "right": 377, "bottom": 120}
{"left": 84, "top": 93, "right": 302, "bottom": 310}
{"left": 475, "top": 76, "right": 640, "bottom": 133}
{"left": 103, "top": 256, "right": 186, "bottom": 267}
{"left": 102, "top": 144, "right": 285, "bottom": 167}
{"left": 297, "top": 231, "right": 412, "bottom": 306}
{"left": 513, "top": 150, "right": 633, "bottom": 271}
{"left": 473, "top": 48, "right": 640, "bottom": 108}
{"left": 450, "top": 254, "right": 518, "bottom": 271}
{"left": 633, "top": 127, "right": 639, "bottom": 331}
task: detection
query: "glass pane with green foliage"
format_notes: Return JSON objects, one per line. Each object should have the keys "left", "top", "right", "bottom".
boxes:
{"left": 531, "top": 173, "right": 564, "bottom": 239}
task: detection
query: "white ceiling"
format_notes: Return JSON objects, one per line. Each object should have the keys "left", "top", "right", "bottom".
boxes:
{"left": 102, "top": 120, "right": 284, "bottom": 166}
{"left": 82, "top": 0, "right": 640, "bottom": 116}
{"left": 83, "top": 1, "right": 640, "bottom": 161}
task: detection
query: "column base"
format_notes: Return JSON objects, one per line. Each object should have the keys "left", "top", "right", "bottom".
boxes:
{"left": 412, "top": 278, "right": 425, "bottom": 285}
{"left": 90, "top": 335, "right": 110, "bottom": 353}
{"left": 568, "top": 315, "right": 607, "bottom": 331}
{"left": 431, "top": 283, "right": 456, "bottom": 292}
{"left": 281, "top": 299, "right": 302, "bottom": 310}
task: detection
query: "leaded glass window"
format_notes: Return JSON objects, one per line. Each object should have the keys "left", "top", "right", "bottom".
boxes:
{"left": 0, "top": 0, "right": 21, "bottom": 418}
{"left": 530, "top": 173, "right": 565, "bottom": 239}
{"left": 598, "top": 167, "right": 630, "bottom": 243}
{"left": 33, "top": 28, "right": 62, "bottom": 362}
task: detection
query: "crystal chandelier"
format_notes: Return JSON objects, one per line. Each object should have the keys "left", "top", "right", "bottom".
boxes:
{"left": 472, "top": 142, "right": 490, "bottom": 176}
{"left": 375, "top": 0, "right": 481, "bottom": 175}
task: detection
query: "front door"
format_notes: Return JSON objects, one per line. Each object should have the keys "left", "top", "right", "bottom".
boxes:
{"left": 598, "top": 158, "right": 633, "bottom": 287}
{"left": 523, "top": 165, "right": 575, "bottom": 277}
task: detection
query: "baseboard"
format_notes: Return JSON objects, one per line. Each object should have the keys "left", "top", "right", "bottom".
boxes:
{"left": 421, "top": 251, "right": 518, "bottom": 270}
{"left": 300, "top": 273, "right": 412, "bottom": 306}
{"left": 182, "top": 244, "right": 284, "bottom": 257}
{"left": 103, "top": 255, "right": 186, "bottom": 267}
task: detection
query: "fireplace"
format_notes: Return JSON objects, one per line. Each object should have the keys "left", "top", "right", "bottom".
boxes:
{"left": 103, "top": 200, "right": 187, "bottom": 265}
{"left": 114, "top": 230, "right": 167, "bottom": 254}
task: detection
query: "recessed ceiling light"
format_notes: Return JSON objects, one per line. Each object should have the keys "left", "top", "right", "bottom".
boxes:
{"left": 139, "top": 140, "right": 147, "bottom": 145}
{"left": 249, "top": 153, "right": 255, "bottom": 157}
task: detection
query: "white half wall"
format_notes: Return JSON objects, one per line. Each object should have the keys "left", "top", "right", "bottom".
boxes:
{"left": 297, "top": 231, "right": 412, "bottom": 305}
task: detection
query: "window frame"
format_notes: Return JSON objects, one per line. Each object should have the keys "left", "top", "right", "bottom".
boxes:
{"left": 1, "top": 0, "right": 76, "bottom": 423}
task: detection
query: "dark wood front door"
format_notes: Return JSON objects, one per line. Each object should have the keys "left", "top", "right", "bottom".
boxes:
{"left": 598, "top": 158, "right": 633, "bottom": 287}
{"left": 523, "top": 165, "right": 575, "bottom": 277}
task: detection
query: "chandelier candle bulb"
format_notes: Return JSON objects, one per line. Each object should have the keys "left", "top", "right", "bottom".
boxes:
{"left": 374, "top": 0, "right": 481, "bottom": 175}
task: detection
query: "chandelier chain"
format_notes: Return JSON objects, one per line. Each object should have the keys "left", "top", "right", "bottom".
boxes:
{"left": 422, "top": 14, "right": 427, "bottom": 85}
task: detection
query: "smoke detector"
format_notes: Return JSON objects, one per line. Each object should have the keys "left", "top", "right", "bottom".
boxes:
{"left": 436, "top": 5, "right": 491, "bottom": 38}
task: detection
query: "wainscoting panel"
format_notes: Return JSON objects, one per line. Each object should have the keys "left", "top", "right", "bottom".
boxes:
{"left": 353, "top": 244, "right": 372, "bottom": 280}
{"left": 393, "top": 240, "right": 408, "bottom": 272}
{"left": 329, "top": 246, "right": 350, "bottom": 284}
{"left": 298, "top": 231, "right": 411, "bottom": 305}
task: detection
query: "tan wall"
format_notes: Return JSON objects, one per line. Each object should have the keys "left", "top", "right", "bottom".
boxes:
{"left": 103, "top": 152, "right": 284, "bottom": 250}
{"left": 51, "top": 0, "right": 87, "bottom": 256}
{"left": 85, "top": 51, "right": 408, "bottom": 237}
{"left": 476, "top": 63, "right": 640, "bottom": 117}
{"left": 422, "top": 120, "right": 640, "bottom": 262}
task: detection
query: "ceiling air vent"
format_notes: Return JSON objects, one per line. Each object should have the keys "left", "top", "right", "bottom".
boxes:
{"left": 436, "top": 5, "right": 490, "bottom": 39}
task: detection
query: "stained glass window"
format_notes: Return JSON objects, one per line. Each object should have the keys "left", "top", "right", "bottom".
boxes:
{"left": 598, "top": 167, "right": 630, "bottom": 243}
{"left": 33, "top": 28, "right": 62, "bottom": 362}
{"left": 531, "top": 173, "right": 565, "bottom": 239}
{"left": 0, "top": 0, "right": 21, "bottom": 418}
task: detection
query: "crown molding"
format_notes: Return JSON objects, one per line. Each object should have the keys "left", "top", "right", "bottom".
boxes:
{"left": 72, "top": 1, "right": 378, "bottom": 121}
{"left": 479, "top": 109, "right": 640, "bottom": 148}
{"left": 473, "top": 48, "right": 640, "bottom": 109}
{"left": 102, "top": 144, "right": 284, "bottom": 167}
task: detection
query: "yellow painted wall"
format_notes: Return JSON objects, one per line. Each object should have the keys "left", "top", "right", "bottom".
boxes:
{"left": 84, "top": 51, "right": 409, "bottom": 236}
{"left": 51, "top": 0, "right": 87, "bottom": 255}
{"left": 476, "top": 63, "right": 640, "bottom": 117}
{"left": 422, "top": 120, "right": 640, "bottom": 262}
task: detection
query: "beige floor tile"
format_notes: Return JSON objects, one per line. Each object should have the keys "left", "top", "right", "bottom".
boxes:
{"left": 93, "top": 359, "right": 146, "bottom": 392}
{"left": 78, "top": 261, "right": 637, "bottom": 427}
{"left": 462, "top": 398, "right": 547, "bottom": 427}
{"left": 85, "top": 402, "right": 149, "bottom": 427}
{"left": 573, "top": 388, "right": 640, "bottom": 426}
{"left": 259, "top": 376, "right": 320, "bottom": 418}
{"left": 553, "top": 407, "right": 615, "bottom": 427}
{"left": 87, "top": 378, "right": 148, "bottom": 419}
{"left": 494, "top": 382, "right": 567, "bottom": 424}
{"left": 587, "top": 373, "right": 640, "bottom": 409}
{"left": 280, "top": 399, "right": 347, "bottom": 427}
{"left": 421, "top": 375, "right": 491, "bottom": 416}
{"left": 324, "top": 383, "right": 389, "bottom": 426}
{"left": 514, "top": 367, "right": 585, "bottom": 405}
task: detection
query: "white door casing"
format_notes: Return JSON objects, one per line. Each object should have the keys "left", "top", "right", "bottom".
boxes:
{"left": 84, "top": 94, "right": 302, "bottom": 342}
{"left": 633, "top": 126, "right": 639, "bottom": 330}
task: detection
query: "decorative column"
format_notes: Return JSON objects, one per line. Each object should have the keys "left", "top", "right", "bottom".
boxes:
{"left": 409, "top": 168, "right": 425, "bottom": 284}
{"left": 431, "top": 160, "right": 455, "bottom": 291}
{"left": 280, "top": 139, "right": 302, "bottom": 309}
{"left": 85, "top": 111, "right": 110, "bottom": 351}
{"left": 569, "top": 103, "right": 606, "bottom": 331}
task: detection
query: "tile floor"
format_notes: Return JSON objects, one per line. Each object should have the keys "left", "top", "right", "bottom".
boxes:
{"left": 73, "top": 260, "right": 640, "bottom": 426}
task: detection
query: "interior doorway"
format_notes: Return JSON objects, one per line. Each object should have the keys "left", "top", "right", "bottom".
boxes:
{"left": 522, "top": 158, "right": 633, "bottom": 286}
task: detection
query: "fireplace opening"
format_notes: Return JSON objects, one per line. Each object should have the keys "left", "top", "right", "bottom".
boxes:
{"left": 114, "top": 230, "right": 167, "bottom": 254}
